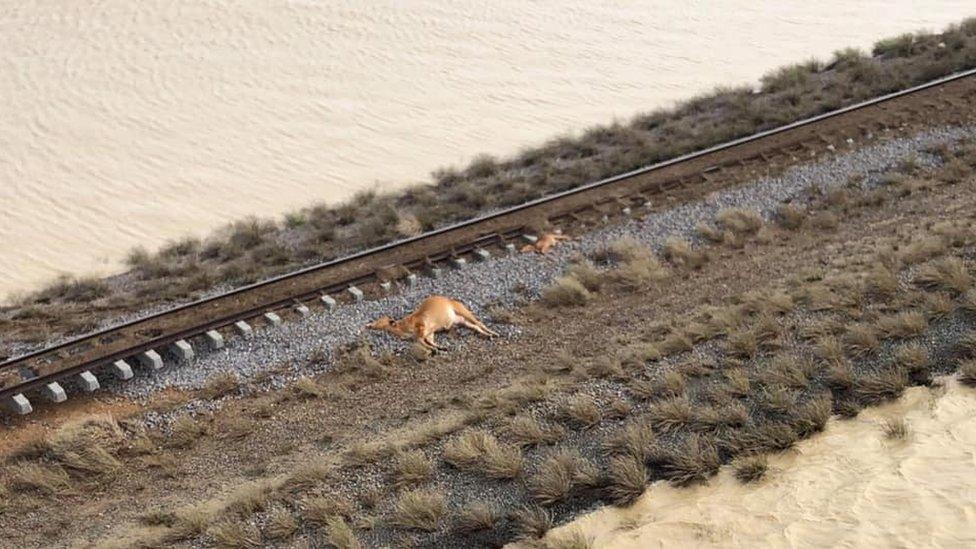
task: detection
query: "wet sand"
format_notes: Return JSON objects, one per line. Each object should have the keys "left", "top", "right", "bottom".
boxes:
{"left": 3, "top": 2, "right": 975, "bottom": 299}
{"left": 540, "top": 378, "right": 976, "bottom": 548}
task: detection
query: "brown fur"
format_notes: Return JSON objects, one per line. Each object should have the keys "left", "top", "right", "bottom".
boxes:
{"left": 521, "top": 233, "right": 571, "bottom": 254}
{"left": 366, "top": 296, "right": 498, "bottom": 351}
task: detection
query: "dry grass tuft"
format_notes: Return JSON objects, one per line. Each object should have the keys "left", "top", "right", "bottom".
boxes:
{"left": 225, "top": 480, "right": 274, "bottom": 518}
{"left": 775, "top": 204, "right": 806, "bottom": 230}
{"left": 855, "top": 368, "right": 909, "bottom": 405}
{"left": 724, "top": 422, "right": 798, "bottom": 454}
{"left": 881, "top": 418, "right": 909, "bottom": 440}
{"left": 959, "top": 360, "right": 976, "bottom": 387}
{"left": 291, "top": 377, "right": 326, "bottom": 399}
{"left": 392, "top": 489, "right": 447, "bottom": 531}
{"left": 726, "top": 329, "right": 758, "bottom": 359}
{"left": 542, "top": 276, "right": 592, "bottom": 307}
{"left": 210, "top": 520, "right": 263, "bottom": 548}
{"left": 457, "top": 502, "right": 499, "bottom": 533}
{"left": 659, "top": 434, "right": 721, "bottom": 486}
{"left": 826, "top": 359, "right": 854, "bottom": 390}
{"left": 864, "top": 265, "right": 900, "bottom": 300}
{"left": 528, "top": 450, "right": 582, "bottom": 505}
{"left": 960, "top": 289, "right": 976, "bottom": 314}
{"left": 760, "top": 354, "right": 816, "bottom": 389}
{"left": 757, "top": 385, "right": 798, "bottom": 415}
{"left": 732, "top": 455, "right": 769, "bottom": 483}
{"left": 788, "top": 394, "right": 832, "bottom": 437}
{"left": 392, "top": 449, "right": 434, "bottom": 488}
{"left": 662, "top": 237, "right": 707, "bottom": 269}
{"left": 5, "top": 462, "right": 71, "bottom": 495}
{"left": 504, "top": 415, "right": 565, "bottom": 447}
{"left": 301, "top": 494, "right": 355, "bottom": 525}
{"left": 443, "top": 429, "right": 493, "bottom": 469}
{"left": 201, "top": 372, "right": 240, "bottom": 399}
{"left": 914, "top": 257, "right": 972, "bottom": 294}
{"left": 725, "top": 368, "right": 752, "bottom": 397}
{"left": 876, "top": 311, "right": 928, "bottom": 339}
{"left": 264, "top": 508, "right": 298, "bottom": 540}
{"left": 511, "top": 505, "right": 553, "bottom": 540}
{"left": 646, "top": 396, "right": 694, "bottom": 432}
{"left": 954, "top": 332, "right": 976, "bottom": 360}
{"left": 603, "top": 422, "right": 656, "bottom": 462}
{"left": 606, "top": 455, "right": 648, "bottom": 506}
{"left": 563, "top": 395, "right": 603, "bottom": 429}
{"left": 325, "top": 516, "right": 362, "bottom": 549}
{"left": 809, "top": 210, "right": 839, "bottom": 231}
{"left": 442, "top": 430, "right": 522, "bottom": 479}
{"left": 586, "top": 356, "right": 625, "bottom": 380}
{"left": 168, "top": 415, "right": 207, "bottom": 449}
{"left": 895, "top": 342, "right": 931, "bottom": 383}
{"left": 282, "top": 461, "right": 331, "bottom": 493}
{"left": 843, "top": 324, "right": 880, "bottom": 357}
{"left": 717, "top": 208, "right": 764, "bottom": 235}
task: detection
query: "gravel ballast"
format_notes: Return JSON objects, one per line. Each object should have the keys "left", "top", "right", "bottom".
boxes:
{"left": 96, "top": 125, "right": 972, "bottom": 405}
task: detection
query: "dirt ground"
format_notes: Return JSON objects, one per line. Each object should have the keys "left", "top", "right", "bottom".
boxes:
{"left": 1, "top": 147, "right": 974, "bottom": 548}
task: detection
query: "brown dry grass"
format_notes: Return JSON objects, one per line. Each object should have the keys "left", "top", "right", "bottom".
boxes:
{"left": 391, "top": 489, "right": 446, "bottom": 532}
{"left": 731, "top": 455, "right": 769, "bottom": 483}
{"left": 606, "top": 455, "right": 648, "bottom": 506}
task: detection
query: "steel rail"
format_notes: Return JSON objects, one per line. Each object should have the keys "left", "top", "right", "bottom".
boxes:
{"left": 3, "top": 67, "right": 975, "bottom": 402}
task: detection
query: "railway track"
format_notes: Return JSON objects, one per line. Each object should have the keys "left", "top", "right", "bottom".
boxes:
{"left": 3, "top": 69, "right": 976, "bottom": 416}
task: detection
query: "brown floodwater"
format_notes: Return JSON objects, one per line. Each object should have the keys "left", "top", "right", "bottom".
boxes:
{"left": 2, "top": 1, "right": 974, "bottom": 300}
{"left": 533, "top": 378, "right": 976, "bottom": 548}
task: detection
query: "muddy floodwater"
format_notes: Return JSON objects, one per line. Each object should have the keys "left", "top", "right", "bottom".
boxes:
{"left": 536, "top": 378, "right": 976, "bottom": 548}
{"left": 2, "top": 1, "right": 975, "bottom": 299}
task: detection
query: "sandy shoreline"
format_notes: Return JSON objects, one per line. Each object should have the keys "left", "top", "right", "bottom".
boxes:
{"left": 541, "top": 378, "right": 976, "bottom": 548}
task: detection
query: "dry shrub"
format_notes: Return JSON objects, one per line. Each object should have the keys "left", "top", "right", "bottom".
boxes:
{"left": 658, "top": 332, "right": 694, "bottom": 356}
{"left": 528, "top": 450, "right": 583, "bottom": 505}
{"left": 895, "top": 342, "right": 931, "bottom": 383}
{"left": 442, "top": 430, "right": 522, "bottom": 479}
{"left": 876, "top": 311, "right": 928, "bottom": 339}
{"left": 264, "top": 508, "right": 298, "bottom": 540}
{"left": 201, "top": 372, "right": 240, "bottom": 399}
{"left": 504, "top": 415, "right": 565, "bottom": 447}
{"left": 291, "top": 377, "right": 326, "bottom": 399}
{"left": 603, "top": 422, "right": 656, "bottom": 462}
{"left": 816, "top": 335, "right": 846, "bottom": 365}
{"left": 726, "top": 329, "right": 758, "bottom": 359}
{"left": 788, "top": 394, "right": 832, "bottom": 437}
{"left": 843, "top": 324, "right": 880, "bottom": 357}
{"left": 960, "top": 290, "right": 976, "bottom": 314}
{"left": 511, "top": 505, "right": 553, "bottom": 540}
{"left": 695, "top": 221, "right": 725, "bottom": 243}
{"left": 717, "top": 208, "right": 763, "bottom": 235}
{"left": 724, "top": 422, "right": 798, "bottom": 455}
{"left": 775, "top": 204, "right": 806, "bottom": 229}
{"left": 5, "top": 462, "right": 71, "bottom": 495}
{"left": 210, "top": 520, "right": 263, "bottom": 548}
{"left": 646, "top": 396, "right": 694, "bottom": 432}
{"left": 325, "top": 516, "right": 362, "bottom": 549}
{"left": 606, "top": 455, "right": 648, "bottom": 506}
{"left": 392, "top": 449, "right": 434, "bottom": 488}
{"left": 826, "top": 359, "right": 854, "bottom": 390}
{"left": 809, "top": 211, "right": 839, "bottom": 231}
{"left": 662, "top": 237, "right": 707, "bottom": 269}
{"left": 914, "top": 257, "right": 973, "bottom": 294}
{"left": 13, "top": 414, "right": 126, "bottom": 479}
{"left": 586, "top": 356, "right": 625, "bottom": 380}
{"left": 725, "top": 368, "right": 751, "bottom": 397}
{"left": 760, "top": 354, "right": 815, "bottom": 389}
{"left": 732, "top": 455, "right": 769, "bottom": 483}
{"left": 864, "top": 264, "right": 899, "bottom": 300}
{"left": 392, "top": 489, "right": 446, "bottom": 531}
{"left": 954, "top": 332, "right": 976, "bottom": 360}
{"left": 225, "top": 480, "right": 274, "bottom": 518}
{"left": 855, "top": 369, "right": 909, "bottom": 405}
{"left": 302, "top": 494, "right": 355, "bottom": 525}
{"left": 899, "top": 236, "right": 949, "bottom": 264}
{"left": 659, "top": 434, "right": 721, "bottom": 486}
{"left": 168, "top": 415, "right": 207, "bottom": 449}
{"left": 282, "top": 461, "right": 332, "bottom": 493}
{"left": 563, "top": 395, "right": 603, "bottom": 429}
{"left": 608, "top": 396, "right": 634, "bottom": 419}
{"left": 457, "top": 502, "right": 499, "bottom": 533}
{"left": 758, "top": 385, "right": 797, "bottom": 415}
{"left": 958, "top": 360, "right": 976, "bottom": 387}
{"left": 566, "top": 261, "right": 605, "bottom": 292}
{"left": 881, "top": 418, "right": 909, "bottom": 440}
{"left": 542, "top": 276, "right": 592, "bottom": 307}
